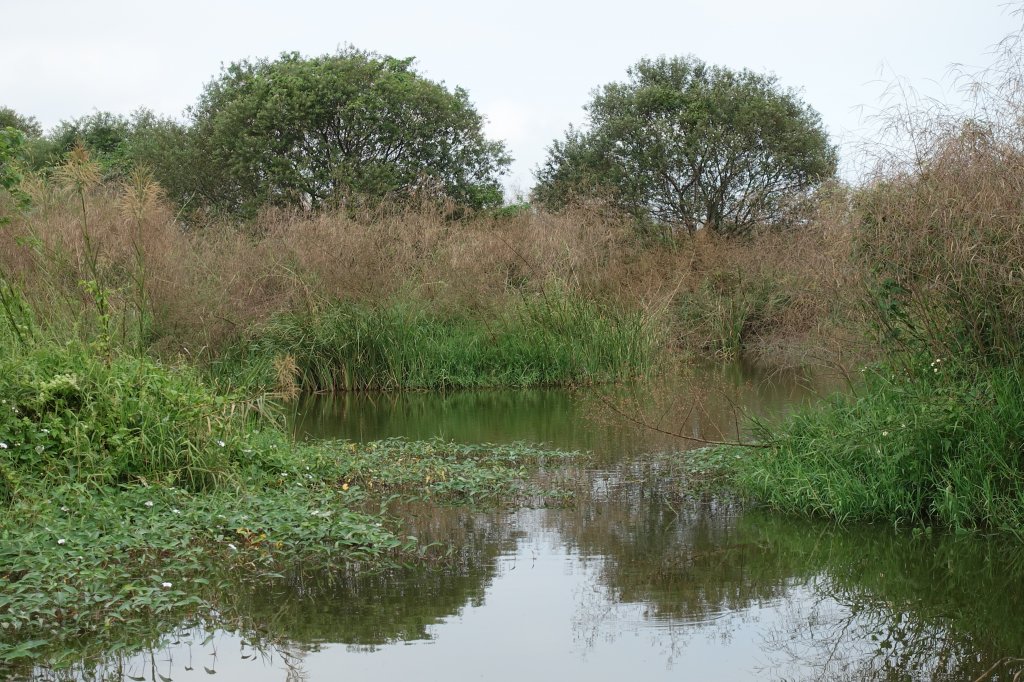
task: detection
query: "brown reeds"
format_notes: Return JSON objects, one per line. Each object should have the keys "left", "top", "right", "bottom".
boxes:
{"left": 0, "top": 172, "right": 861, "bottom": 368}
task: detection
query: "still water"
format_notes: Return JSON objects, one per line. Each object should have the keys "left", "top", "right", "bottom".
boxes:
{"left": 79, "top": 366, "right": 1024, "bottom": 681}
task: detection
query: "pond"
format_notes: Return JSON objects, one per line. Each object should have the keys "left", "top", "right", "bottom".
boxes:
{"left": 59, "top": 364, "right": 1024, "bottom": 681}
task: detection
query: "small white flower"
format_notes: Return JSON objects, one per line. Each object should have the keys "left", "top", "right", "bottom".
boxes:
{"left": 144, "top": 500, "right": 154, "bottom": 508}
{"left": 216, "top": 440, "right": 226, "bottom": 448}
{"left": 0, "top": 442, "right": 7, "bottom": 449}
{"left": 60, "top": 506, "right": 69, "bottom": 512}
{"left": 161, "top": 581, "right": 173, "bottom": 589}
{"left": 57, "top": 538, "right": 66, "bottom": 545}
{"left": 227, "top": 543, "right": 238, "bottom": 551}
{"left": 40, "top": 428, "right": 49, "bottom": 435}
{"left": 882, "top": 431, "right": 889, "bottom": 437}
{"left": 281, "top": 472, "right": 288, "bottom": 477}
{"left": 171, "top": 508, "right": 181, "bottom": 515}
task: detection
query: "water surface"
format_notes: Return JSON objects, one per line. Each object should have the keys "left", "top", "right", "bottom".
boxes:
{"left": 59, "top": 366, "right": 1024, "bottom": 681}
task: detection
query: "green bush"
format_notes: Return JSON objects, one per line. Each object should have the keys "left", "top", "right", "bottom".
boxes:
{"left": 0, "top": 342, "right": 242, "bottom": 491}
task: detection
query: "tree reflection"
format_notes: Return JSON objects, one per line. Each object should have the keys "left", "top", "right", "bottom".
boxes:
{"left": 31, "top": 506, "right": 516, "bottom": 681}
{"left": 555, "top": 462, "right": 1024, "bottom": 681}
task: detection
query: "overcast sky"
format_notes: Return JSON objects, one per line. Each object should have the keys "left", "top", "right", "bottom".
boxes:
{"left": 1, "top": 0, "right": 1018, "bottom": 194}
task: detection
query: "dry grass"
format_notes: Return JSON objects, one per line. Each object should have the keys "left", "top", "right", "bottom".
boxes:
{"left": 851, "top": 20, "right": 1024, "bottom": 365}
{"left": 0, "top": 160, "right": 861, "bottom": 368}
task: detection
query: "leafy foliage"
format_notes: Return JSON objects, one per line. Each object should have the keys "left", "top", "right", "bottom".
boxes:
{"left": 0, "top": 107, "right": 42, "bottom": 138}
{"left": 173, "top": 48, "right": 510, "bottom": 216}
{"left": 534, "top": 56, "right": 837, "bottom": 236}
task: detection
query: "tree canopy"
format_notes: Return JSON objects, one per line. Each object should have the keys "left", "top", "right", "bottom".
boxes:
{"left": 533, "top": 56, "right": 837, "bottom": 236}
{"left": 0, "top": 107, "right": 42, "bottom": 138}
{"left": 173, "top": 49, "right": 510, "bottom": 216}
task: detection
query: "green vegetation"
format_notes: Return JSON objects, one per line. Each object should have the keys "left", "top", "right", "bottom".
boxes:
{"left": 737, "top": 361, "right": 1024, "bottom": 532}
{"left": 533, "top": 56, "right": 837, "bottom": 236}
{"left": 727, "top": 36, "right": 1024, "bottom": 532}
{"left": 0, "top": 336, "right": 579, "bottom": 671}
{"left": 219, "top": 296, "right": 658, "bottom": 393}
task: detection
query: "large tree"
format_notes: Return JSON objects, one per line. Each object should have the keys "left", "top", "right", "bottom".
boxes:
{"left": 533, "top": 56, "right": 837, "bottom": 236}
{"left": 182, "top": 49, "right": 510, "bottom": 215}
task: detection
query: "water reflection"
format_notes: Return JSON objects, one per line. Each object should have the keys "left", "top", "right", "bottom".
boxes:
{"left": 45, "top": 495, "right": 1024, "bottom": 681}
{"left": 555, "top": 471, "right": 1024, "bottom": 681}
{"left": 289, "top": 361, "right": 831, "bottom": 460}
{"left": 32, "top": 364, "right": 1024, "bottom": 681}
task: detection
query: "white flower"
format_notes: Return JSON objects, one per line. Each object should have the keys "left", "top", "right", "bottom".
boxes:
{"left": 161, "top": 581, "right": 173, "bottom": 589}
{"left": 882, "top": 431, "right": 889, "bottom": 437}
{"left": 60, "top": 506, "right": 69, "bottom": 512}
{"left": 0, "top": 442, "right": 7, "bottom": 449}
{"left": 171, "top": 508, "right": 181, "bottom": 515}
{"left": 144, "top": 500, "right": 154, "bottom": 508}
{"left": 57, "top": 538, "right": 66, "bottom": 545}
{"left": 216, "top": 440, "right": 226, "bottom": 448}
{"left": 40, "top": 428, "right": 49, "bottom": 435}
{"left": 227, "top": 543, "right": 238, "bottom": 552}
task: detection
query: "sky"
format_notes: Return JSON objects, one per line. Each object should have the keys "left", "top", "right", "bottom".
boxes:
{"left": 1, "top": 0, "right": 1018, "bottom": 195}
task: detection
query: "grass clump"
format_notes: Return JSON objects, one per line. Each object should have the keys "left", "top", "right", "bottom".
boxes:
{"left": 729, "top": 30, "right": 1024, "bottom": 533}
{"left": 219, "top": 296, "right": 659, "bottom": 393}
{"left": 736, "top": 360, "right": 1024, "bottom": 532}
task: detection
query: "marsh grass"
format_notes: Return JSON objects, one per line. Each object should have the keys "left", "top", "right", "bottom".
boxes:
{"left": 217, "top": 294, "right": 660, "bottom": 393}
{"left": 734, "top": 360, "right": 1024, "bottom": 532}
{"left": 0, "top": 340, "right": 242, "bottom": 492}
{"left": 0, "top": 171, "right": 856, "bottom": 379}
{"left": 731, "top": 23, "right": 1024, "bottom": 531}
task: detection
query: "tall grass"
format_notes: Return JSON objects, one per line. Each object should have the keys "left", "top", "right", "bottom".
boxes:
{"left": 737, "top": 25, "right": 1024, "bottom": 532}
{"left": 216, "top": 294, "right": 659, "bottom": 392}
{"left": 739, "top": 360, "right": 1024, "bottom": 532}
{"left": 0, "top": 162, "right": 855, "bottom": 387}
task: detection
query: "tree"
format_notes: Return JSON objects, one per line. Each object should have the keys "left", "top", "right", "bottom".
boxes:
{"left": 0, "top": 107, "right": 42, "bottom": 138}
{"left": 183, "top": 48, "right": 510, "bottom": 216}
{"left": 533, "top": 56, "right": 837, "bottom": 236}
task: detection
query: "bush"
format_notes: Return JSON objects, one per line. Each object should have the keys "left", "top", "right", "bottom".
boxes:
{"left": 0, "top": 342, "right": 243, "bottom": 492}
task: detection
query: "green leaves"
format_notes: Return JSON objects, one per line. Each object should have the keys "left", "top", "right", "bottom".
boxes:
{"left": 183, "top": 48, "right": 510, "bottom": 216}
{"left": 534, "top": 56, "right": 837, "bottom": 237}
